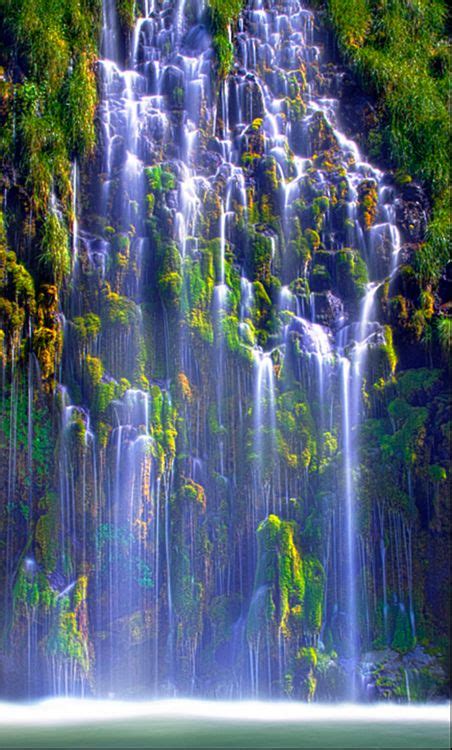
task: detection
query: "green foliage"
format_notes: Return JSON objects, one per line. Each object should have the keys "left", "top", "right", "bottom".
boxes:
{"left": 212, "top": 34, "right": 234, "bottom": 79}
{"left": 396, "top": 368, "right": 441, "bottom": 400}
{"left": 3, "top": 0, "right": 99, "bottom": 213}
{"left": 414, "top": 196, "right": 451, "bottom": 284}
{"left": 208, "top": 0, "right": 244, "bottom": 77}
{"left": 145, "top": 165, "right": 175, "bottom": 193}
{"left": 117, "top": 0, "right": 135, "bottom": 29}
{"left": 435, "top": 317, "right": 452, "bottom": 354}
{"left": 65, "top": 52, "right": 97, "bottom": 155}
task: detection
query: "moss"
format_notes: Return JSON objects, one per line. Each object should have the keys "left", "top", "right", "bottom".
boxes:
{"left": 117, "top": 0, "right": 136, "bottom": 29}
{"left": 296, "top": 646, "right": 318, "bottom": 671}
{"left": 249, "top": 232, "right": 273, "bottom": 286}
{"left": 189, "top": 308, "right": 214, "bottom": 344}
{"left": 0, "top": 233, "right": 36, "bottom": 359}
{"left": 85, "top": 355, "right": 104, "bottom": 387}
{"left": 303, "top": 557, "right": 325, "bottom": 635}
{"left": 383, "top": 325, "right": 397, "bottom": 375}
{"left": 103, "top": 285, "right": 138, "bottom": 326}
{"left": 97, "top": 421, "right": 111, "bottom": 449}
{"left": 247, "top": 515, "right": 306, "bottom": 642}
{"left": 212, "top": 34, "right": 234, "bottom": 79}
{"left": 73, "top": 313, "right": 101, "bottom": 340}
{"left": 435, "top": 317, "right": 452, "bottom": 355}
{"left": 73, "top": 575, "right": 88, "bottom": 608}
{"left": 33, "top": 295, "right": 63, "bottom": 386}
{"left": 221, "top": 315, "right": 253, "bottom": 362}
{"left": 177, "top": 372, "right": 192, "bottom": 402}
{"left": 4, "top": 252, "right": 36, "bottom": 308}
{"left": 312, "top": 196, "right": 330, "bottom": 231}
{"left": 39, "top": 211, "right": 70, "bottom": 286}
{"left": 392, "top": 606, "right": 416, "bottom": 653}
{"left": 311, "top": 264, "right": 332, "bottom": 293}
{"left": 357, "top": 179, "right": 378, "bottom": 229}
{"left": 382, "top": 398, "right": 429, "bottom": 467}
{"left": 304, "top": 228, "right": 321, "bottom": 252}
{"left": 145, "top": 165, "right": 175, "bottom": 193}
{"left": 295, "top": 647, "right": 318, "bottom": 700}
{"left": 94, "top": 381, "right": 116, "bottom": 414}
{"left": 276, "top": 391, "right": 317, "bottom": 472}
{"left": 13, "top": 565, "right": 57, "bottom": 614}
{"left": 47, "top": 597, "right": 89, "bottom": 671}
{"left": 181, "top": 479, "right": 206, "bottom": 511}
{"left": 335, "top": 248, "right": 368, "bottom": 302}
{"left": 157, "top": 242, "right": 182, "bottom": 307}
{"left": 395, "top": 367, "right": 441, "bottom": 401}
{"left": 65, "top": 51, "right": 97, "bottom": 156}
{"left": 209, "top": 594, "right": 242, "bottom": 647}
{"left": 35, "top": 512, "right": 57, "bottom": 573}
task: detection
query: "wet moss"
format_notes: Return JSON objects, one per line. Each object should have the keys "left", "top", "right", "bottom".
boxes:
{"left": 39, "top": 211, "right": 71, "bottom": 286}
{"left": 73, "top": 313, "right": 101, "bottom": 341}
{"left": 335, "top": 248, "right": 368, "bottom": 302}
{"left": 102, "top": 285, "right": 138, "bottom": 326}
{"left": 47, "top": 595, "right": 90, "bottom": 672}
{"left": 247, "top": 515, "right": 306, "bottom": 641}
{"left": 357, "top": 179, "right": 378, "bottom": 229}
{"left": 35, "top": 511, "right": 57, "bottom": 573}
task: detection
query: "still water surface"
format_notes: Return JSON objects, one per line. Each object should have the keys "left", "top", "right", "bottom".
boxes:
{"left": 0, "top": 699, "right": 449, "bottom": 748}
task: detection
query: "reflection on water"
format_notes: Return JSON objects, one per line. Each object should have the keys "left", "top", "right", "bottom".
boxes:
{"left": 0, "top": 700, "right": 449, "bottom": 748}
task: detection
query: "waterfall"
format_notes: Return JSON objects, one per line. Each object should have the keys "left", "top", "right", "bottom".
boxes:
{"left": 77, "top": 0, "right": 405, "bottom": 697}
{"left": 340, "top": 357, "right": 359, "bottom": 697}
{"left": 1, "top": 0, "right": 430, "bottom": 702}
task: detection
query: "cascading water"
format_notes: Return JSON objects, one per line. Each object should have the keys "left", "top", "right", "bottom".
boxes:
{"left": 1, "top": 0, "right": 438, "bottom": 704}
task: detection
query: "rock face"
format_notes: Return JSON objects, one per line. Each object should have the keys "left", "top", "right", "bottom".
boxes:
{"left": 0, "top": 0, "right": 449, "bottom": 702}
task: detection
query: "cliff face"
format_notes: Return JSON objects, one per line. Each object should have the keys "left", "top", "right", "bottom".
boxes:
{"left": 0, "top": 0, "right": 449, "bottom": 701}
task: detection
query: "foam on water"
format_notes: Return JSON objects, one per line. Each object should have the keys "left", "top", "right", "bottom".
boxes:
{"left": 0, "top": 699, "right": 449, "bottom": 726}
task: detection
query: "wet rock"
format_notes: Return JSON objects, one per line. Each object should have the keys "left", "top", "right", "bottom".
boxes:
{"left": 308, "top": 111, "right": 338, "bottom": 155}
{"left": 184, "top": 24, "right": 210, "bottom": 54}
{"left": 161, "top": 65, "right": 185, "bottom": 109}
{"left": 438, "top": 261, "right": 452, "bottom": 312}
{"left": 395, "top": 183, "right": 428, "bottom": 243}
{"left": 312, "top": 291, "right": 344, "bottom": 329}
{"left": 360, "top": 646, "right": 447, "bottom": 702}
{"left": 241, "top": 75, "right": 265, "bottom": 122}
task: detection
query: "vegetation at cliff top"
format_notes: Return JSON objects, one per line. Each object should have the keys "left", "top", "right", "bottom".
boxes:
{"left": 0, "top": 0, "right": 99, "bottom": 215}
{"left": 318, "top": 0, "right": 450, "bottom": 283}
